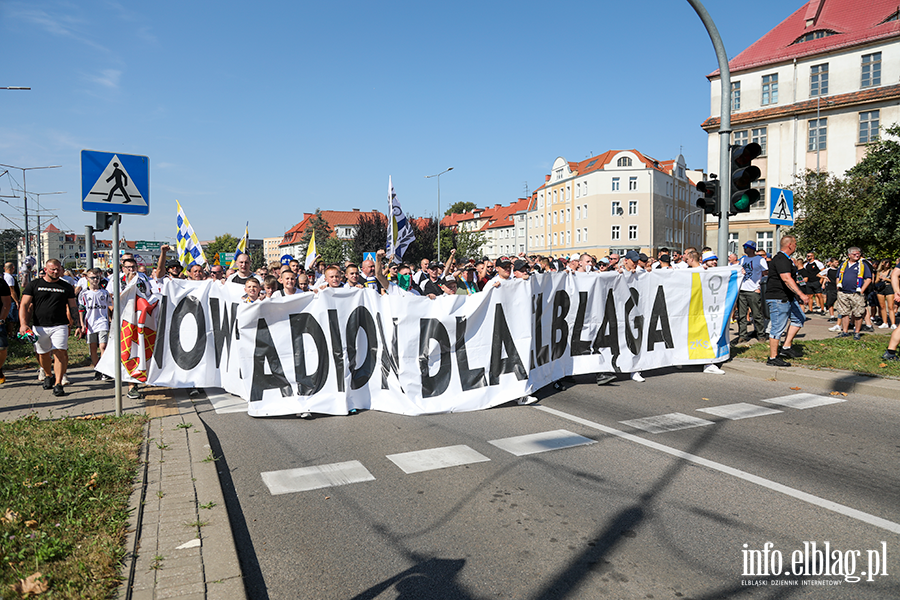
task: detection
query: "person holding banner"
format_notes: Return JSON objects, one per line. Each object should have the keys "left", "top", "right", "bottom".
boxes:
{"left": 227, "top": 254, "right": 256, "bottom": 286}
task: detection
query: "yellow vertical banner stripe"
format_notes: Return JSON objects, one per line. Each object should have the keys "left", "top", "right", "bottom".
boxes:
{"left": 688, "top": 272, "right": 715, "bottom": 360}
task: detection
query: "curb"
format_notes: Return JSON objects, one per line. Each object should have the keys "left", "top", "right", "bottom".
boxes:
{"left": 725, "top": 357, "right": 900, "bottom": 400}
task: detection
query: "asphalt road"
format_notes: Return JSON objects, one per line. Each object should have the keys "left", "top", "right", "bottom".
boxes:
{"left": 196, "top": 367, "right": 900, "bottom": 599}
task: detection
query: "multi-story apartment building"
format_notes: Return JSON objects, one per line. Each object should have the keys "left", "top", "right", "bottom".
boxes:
{"left": 702, "top": 0, "right": 900, "bottom": 255}
{"left": 18, "top": 224, "right": 145, "bottom": 270}
{"left": 526, "top": 150, "right": 705, "bottom": 259}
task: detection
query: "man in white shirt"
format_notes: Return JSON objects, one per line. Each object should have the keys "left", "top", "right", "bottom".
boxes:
{"left": 736, "top": 241, "right": 768, "bottom": 343}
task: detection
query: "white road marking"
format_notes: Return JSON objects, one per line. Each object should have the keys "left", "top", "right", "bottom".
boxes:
{"left": 760, "top": 392, "right": 847, "bottom": 410}
{"left": 535, "top": 405, "right": 900, "bottom": 535}
{"left": 261, "top": 461, "right": 375, "bottom": 495}
{"left": 488, "top": 429, "right": 596, "bottom": 456}
{"left": 696, "top": 402, "right": 783, "bottom": 420}
{"left": 619, "top": 413, "right": 714, "bottom": 434}
{"left": 386, "top": 445, "right": 490, "bottom": 474}
{"left": 205, "top": 388, "right": 248, "bottom": 414}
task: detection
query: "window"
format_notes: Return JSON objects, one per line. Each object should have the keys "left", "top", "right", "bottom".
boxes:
{"left": 611, "top": 225, "right": 620, "bottom": 240}
{"left": 861, "top": 53, "right": 881, "bottom": 88}
{"left": 728, "top": 232, "right": 739, "bottom": 255}
{"left": 810, "top": 63, "right": 828, "bottom": 96}
{"left": 566, "top": 208, "right": 571, "bottom": 222}
{"left": 761, "top": 73, "right": 778, "bottom": 105}
{"left": 566, "top": 231, "right": 571, "bottom": 245}
{"left": 583, "top": 182, "right": 588, "bottom": 195}
{"left": 795, "top": 30, "right": 835, "bottom": 44}
{"left": 553, "top": 232, "right": 558, "bottom": 245}
{"left": 751, "top": 127, "right": 767, "bottom": 155}
{"left": 628, "top": 177, "right": 637, "bottom": 191}
{"left": 617, "top": 157, "right": 632, "bottom": 167}
{"left": 576, "top": 229, "right": 581, "bottom": 243}
{"left": 538, "top": 192, "right": 544, "bottom": 208}
{"left": 553, "top": 190, "right": 558, "bottom": 203}
{"left": 612, "top": 177, "right": 620, "bottom": 191}
{"left": 757, "top": 231, "right": 773, "bottom": 256}
{"left": 628, "top": 200, "right": 638, "bottom": 216}
{"left": 628, "top": 225, "right": 638, "bottom": 241}
{"left": 731, "top": 81, "right": 741, "bottom": 111}
{"left": 808, "top": 118, "right": 827, "bottom": 151}
{"left": 582, "top": 204, "right": 587, "bottom": 218}
{"left": 733, "top": 130, "right": 748, "bottom": 146}
{"left": 583, "top": 228, "right": 587, "bottom": 242}
{"left": 566, "top": 185, "right": 570, "bottom": 201}
{"left": 859, "top": 110, "right": 879, "bottom": 144}
{"left": 576, "top": 183, "right": 580, "bottom": 198}
{"left": 611, "top": 201, "right": 622, "bottom": 216}
{"left": 576, "top": 206, "right": 581, "bottom": 220}
{"left": 553, "top": 211, "right": 558, "bottom": 224}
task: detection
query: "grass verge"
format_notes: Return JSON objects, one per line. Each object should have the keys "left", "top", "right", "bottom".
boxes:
{"left": 731, "top": 332, "right": 900, "bottom": 377}
{"left": 0, "top": 413, "right": 147, "bottom": 599}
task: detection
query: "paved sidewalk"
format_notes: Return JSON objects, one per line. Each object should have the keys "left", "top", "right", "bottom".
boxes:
{"left": 0, "top": 365, "right": 246, "bottom": 600}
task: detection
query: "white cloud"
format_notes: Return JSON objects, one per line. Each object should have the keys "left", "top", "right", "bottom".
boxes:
{"left": 88, "top": 69, "right": 122, "bottom": 89}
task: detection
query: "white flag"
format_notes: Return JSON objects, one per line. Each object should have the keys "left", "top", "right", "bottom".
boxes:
{"left": 386, "top": 176, "right": 415, "bottom": 264}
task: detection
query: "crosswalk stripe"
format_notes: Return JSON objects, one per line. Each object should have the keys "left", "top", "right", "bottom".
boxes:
{"left": 696, "top": 403, "right": 783, "bottom": 420}
{"left": 261, "top": 460, "right": 375, "bottom": 494}
{"left": 488, "top": 429, "right": 596, "bottom": 456}
{"left": 619, "top": 413, "right": 714, "bottom": 434}
{"left": 386, "top": 445, "right": 490, "bottom": 474}
{"left": 760, "top": 393, "right": 847, "bottom": 410}
{"left": 205, "top": 388, "right": 248, "bottom": 414}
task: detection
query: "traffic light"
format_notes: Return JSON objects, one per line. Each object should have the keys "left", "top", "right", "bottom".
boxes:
{"left": 696, "top": 179, "right": 720, "bottom": 216}
{"left": 95, "top": 212, "right": 121, "bottom": 232}
{"left": 729, "top": 142, "right": 762, "bottom": 214}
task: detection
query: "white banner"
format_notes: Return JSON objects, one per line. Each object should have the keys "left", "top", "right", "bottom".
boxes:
{"left": 100, "top": 268, "right": 739, "bottom": 417}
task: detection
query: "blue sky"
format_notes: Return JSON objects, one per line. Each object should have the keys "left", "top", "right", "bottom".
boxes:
{"left": 1, "top": 0, "right": 803, "bottom": 245}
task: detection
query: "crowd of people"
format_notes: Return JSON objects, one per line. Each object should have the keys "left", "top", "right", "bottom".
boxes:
{"left": 5, "top": 237, "right": 899, "bottom": 399}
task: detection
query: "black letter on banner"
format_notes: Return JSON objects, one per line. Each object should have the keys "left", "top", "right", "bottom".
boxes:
{"left": 490, "top": 304, "right": 527, "bottom": 385}
{"left": 551, "top": 290, "right": 570, "bottom": 361}
{"left": 375, "top": 313, "right": 402, "bottom": 390}
{"left": 455, "top": 316, "right": 486, "bottom": 391}
{"left": 250, "top": 318, "right": 292, "bottom": 402}
{"left": 327, "top": 310, "right": 345, "bottom": 392}
{"left": 346, "top": 306, "right": 377, "bottom": 390}
{"left": 624, "top": 288, "right": 644, "bottom": 356}
{"left": 647, "top": 286, "right": 675, "bottom": 350}
{"left": 533, "top": 293, "right": 549, "bottom": 367}
{"left": 592, "top": 289, "right": 620, "bottom": 356}
{"left": 210, "top": 299, "right": 239, "bottom": 368}
{"left": 570, "top": 291, "right": 592, "bottom": 356}
{"left": 154, "top": 296, "right": 168, "bottom": 368}
{"left": 289, "top": 313, "right": 329, "bottom": 396}
{"left": 170, "top": 296, "right": 205, "bottom": 371}
{"left": 419, "top": 319, "right": 451, "bottom": 397}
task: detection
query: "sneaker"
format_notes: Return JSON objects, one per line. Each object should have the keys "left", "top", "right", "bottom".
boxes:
{"left": 52, "top": 384, "right": 65, "bottom": 397}
{"left": 879, "top": 323, "right": 890, "bottom": 329}
{"left": 42, "top": 377, "right": 54, "bottom": 390}
{"left": 892, "top": 324, "right": 898, "bottom": 330}
{"left": 779, "top": 346, "right": 797, "bottom": 359}
{"left": 861, "top": 325, "right": 874, "bottom": 333}
{"left": 828, "top": 317, "right": 838, "bottom": 322}
{"left": 126, "top": 387, "right": 143, "bottom": 400}
{"left": 882, "top": 351, "right": 899, "bottom": 361}
{"left": 37, "top": 368, "right": 45, "bottom": 382}
{"left": 61, "top": 375, "right": 70, "bottom": 386}
{"left": 596, "top": 373, "right": 615, "bottom": 386}
{"left": 349, "top": 408, "right": 359, "bottom": 415}
{"left": 766, "top": 356, "right": 791, "bottom": 367}
{"left": 189, "top": 388, "right": 201, "bottom": 397}
{"left": 631, "top": 372, "right": 645, "bottom": 383}
{"left": 552, "top": 380, "right": 565, "bottom": 391}
{"left": 837, "top": 332, "right": 850, "bottom": 338}
{"left": 101, "top": 374, "right": 113, "bottom": 381}
{"left": 828, "top": 325, "right": 841, "bottom": 332}
{"left": 853, "top": 333, "right": 862, "bottom": 341}
{"left": 298, "top": 412, "right": 312, "bottom": 419}
{"left": 517, "top": 396, "right": 539, "bottom": 405}
{"left": 92, "top": 371, "right": 102, "bottom": 381}
{"left": 703, "top": 363, "right": 726, "bottom": 375}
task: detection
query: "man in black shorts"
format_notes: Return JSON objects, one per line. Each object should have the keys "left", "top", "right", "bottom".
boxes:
{"left": 19, "top": 259, "right": 80, "bottom": 396}
{"left": 0, "top": 276, "right": 11, "bottom": 384}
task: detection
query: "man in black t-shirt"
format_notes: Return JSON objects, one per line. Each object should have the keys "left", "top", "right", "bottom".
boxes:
{"left": 19, "top": 259, "right": 80, "bottom": 396}
{"left": 764, "top": 235, "right": 809, "bottom": 367}
{"left": 0, "top": 277, "right": 11, "bottom": 384}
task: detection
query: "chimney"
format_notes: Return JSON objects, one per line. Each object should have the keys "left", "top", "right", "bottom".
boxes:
{"left": 352, "top": 208, "right": 360, "bottom": 212}
{"left": 545, "top": 175, "right": 551, "bottom": 182}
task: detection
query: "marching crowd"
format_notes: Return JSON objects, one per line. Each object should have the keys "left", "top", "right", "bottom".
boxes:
{"left": 4, "top": 236, "right": 899, "bottom": 399}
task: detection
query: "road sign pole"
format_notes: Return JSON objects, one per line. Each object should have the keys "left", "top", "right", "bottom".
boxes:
{"left": 112, "top": 215, "right": 122, "bottom": 417}
{"left": 85, "top": 225, "right": 94, "bottom": 271}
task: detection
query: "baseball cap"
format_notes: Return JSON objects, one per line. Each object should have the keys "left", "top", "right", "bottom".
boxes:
{"left": 496, "top": 259, "right": 512, "bottom": 269}
{"left": 743, "top": 240, "right": 757, "bottom": 250}
{"left": 166, "top": 259, "right": 182, "bottom": 269}
{"left": 658, "top": 254, "right": 671, "bottom": 263}
{"left": 513, "top": 259, "right": 529, "bottom": 272}
{"left": 701, "top": 251, "right": 718, "bottom": 263}
{"left": 638, "top": 253, "right": 649, "bottom": 262}
{"left": 624, "top": 250, "right": 640, "bottom": 262}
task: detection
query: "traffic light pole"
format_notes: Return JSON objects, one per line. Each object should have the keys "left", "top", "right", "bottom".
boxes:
{"left": 686, "top": 0, "right": 732, "bottom": 261}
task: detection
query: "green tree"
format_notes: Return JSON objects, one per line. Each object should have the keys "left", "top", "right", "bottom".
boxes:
{"left": 0, "top": 228, "right": 20, "bottom": 264}
{"left": 321, "top": 236, "right": 349, "bottom": 265}
{"left": 444, "top": 201, "right": 477, "bottom": 216}
{"left": 405, "top": 217, "right": 437, "bottom": 265}
{"left": 845, "top": 122, "right": 900, "bottom": 253}
{"left": 350, "top": 212, "right": 387, "bottom": 264}
{"left": 453, "top": 228, "right": 487, "bottom": 262}
{"left": 205, "top": 234, "right": 240, "bottom": 257}
{"left": 298, "top": 209, "right": 333, "bottom": 258}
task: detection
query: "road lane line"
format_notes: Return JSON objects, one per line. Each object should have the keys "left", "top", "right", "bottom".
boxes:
{"left": 535, "top": 405, "right": 900, "bottom": 535}
{"left": 488, "top": 429, "right": 596, "bottom": 456}
{"left": 386, "top": 445, "right": 490, "bottom": 474}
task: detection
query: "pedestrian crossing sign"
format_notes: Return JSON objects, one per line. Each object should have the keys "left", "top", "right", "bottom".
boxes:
{"left": 769, "top": 187, "right": 794, "bottom": 226}
{"left": 81, "top": 149, "right": 150, "bottom": 215}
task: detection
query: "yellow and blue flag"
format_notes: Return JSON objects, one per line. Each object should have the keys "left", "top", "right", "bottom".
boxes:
{"left": 175, "top": 200, "right": 207, "bottom": 270}
{"left": 229, "top": 222, "right": 249, "bottom": 269}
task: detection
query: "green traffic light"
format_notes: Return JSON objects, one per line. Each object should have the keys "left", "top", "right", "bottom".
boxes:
{"left": 734, "top": 193, "right": 751, "bottom": 211}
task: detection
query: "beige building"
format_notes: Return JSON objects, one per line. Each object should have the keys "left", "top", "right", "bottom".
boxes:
{"left": 526, "top": 150, "right": 705, "bottom": 258}
{"left": 263, "top": 236, "right": 283, "bottom": 264}
{"left": 702, "top": 0, "right": 900, "bottom": 255}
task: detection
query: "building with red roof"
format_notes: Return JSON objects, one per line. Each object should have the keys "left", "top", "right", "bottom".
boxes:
{"left": 525, "top": 150, "right": 706, "bottom": 259}
{"left": 702, "top": 0, "right": 900, "bottom": 254}
{"left": 279, "top": 208, "right": 385, "bottom": 258}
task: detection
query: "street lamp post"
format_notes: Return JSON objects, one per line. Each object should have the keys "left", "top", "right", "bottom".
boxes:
{"left": 29, "top": 191, "right": 66, "bottom": 268}
{"left": 425, "top": 167, "right": 453, "bottom": 262}
{"left": 682, "top": 208, "right": 703, "bottom": 250}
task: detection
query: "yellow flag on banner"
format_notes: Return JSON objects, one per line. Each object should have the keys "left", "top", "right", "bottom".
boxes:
{"left": 304, "top": 231, "right": 317, "bottom": 270}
